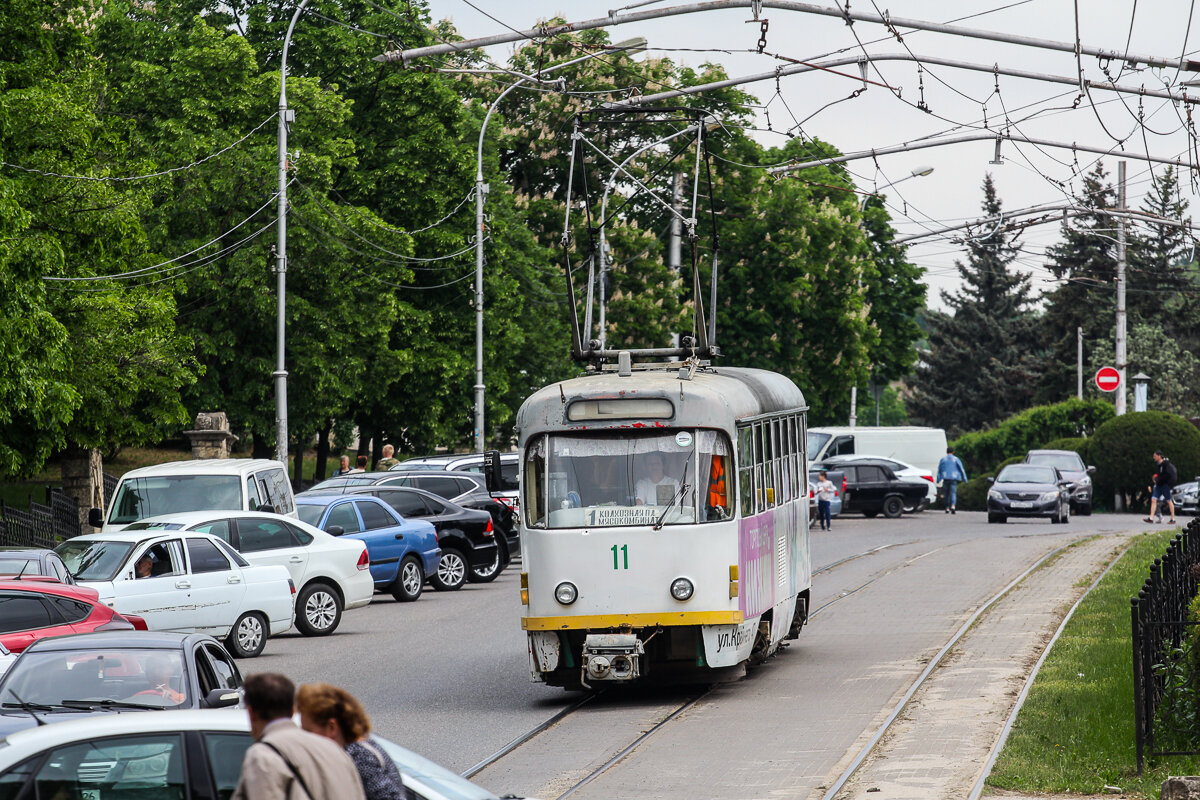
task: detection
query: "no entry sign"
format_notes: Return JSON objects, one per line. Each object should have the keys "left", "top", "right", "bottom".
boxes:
{"left": 1095, "top": 366, "right": 1121, "bottom": 392}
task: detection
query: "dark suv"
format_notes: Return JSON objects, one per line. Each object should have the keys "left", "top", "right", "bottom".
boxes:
{"left": 1023, "top": 449, "right": 1095, "bottom": 515}
{"left": 814, "top": 459, "right": 927, "bottom": 518}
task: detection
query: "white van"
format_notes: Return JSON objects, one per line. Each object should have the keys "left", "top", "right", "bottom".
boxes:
{"left": 807, "top": 427, "right": 949, "bottom": 479}
{"left": 90, "top": 459, "right": 296, "bottom": 532}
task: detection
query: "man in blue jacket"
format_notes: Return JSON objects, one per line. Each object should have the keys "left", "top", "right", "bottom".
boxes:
{"left": 937, "top": 447, "right": 968, "bottom": 515}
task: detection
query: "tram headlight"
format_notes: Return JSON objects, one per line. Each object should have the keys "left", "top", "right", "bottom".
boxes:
{"left": 670, "top": 577, "right": 694, "bottom": 601}
{"left": 555, "top": 581, "right": 578, "bottom": 605}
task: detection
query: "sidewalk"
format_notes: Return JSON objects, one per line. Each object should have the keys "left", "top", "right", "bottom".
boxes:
{"left": 833, "top": 532, "right": 1137, "bottom": 800}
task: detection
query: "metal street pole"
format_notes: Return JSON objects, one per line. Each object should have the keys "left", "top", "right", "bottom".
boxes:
{"left": 1115, "top": 160, "right": 1128, "bottom": 416}
{"left": 275, "top": 0, "right": 311, "bottom": 467}
{"left": 468, "top": 37, "right": 647, "bottom": 453}
{"left": 850, "top": 166, "right": 933, "bottom": 428}
{"left": 1077, "top": 327, "right": 1083, "bottom": 400}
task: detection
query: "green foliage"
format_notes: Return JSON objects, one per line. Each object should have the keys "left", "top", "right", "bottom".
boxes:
{"left": 955, "top": 474, "right": 992, "bottom": 511}
{"left": 951, "top": 399, "right": 1115, "bottom": 477}
{"left": 1088, "top": 412, "right": 1200, "bottom": 509}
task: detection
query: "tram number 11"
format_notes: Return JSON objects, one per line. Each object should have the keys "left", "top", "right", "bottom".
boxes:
{"left": 611, "top": 544, "right": 629, "bottom": 570}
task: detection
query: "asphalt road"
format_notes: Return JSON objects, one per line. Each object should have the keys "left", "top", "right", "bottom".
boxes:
{"left": 248, "top": 509, "right": 1159, "bottom": 796}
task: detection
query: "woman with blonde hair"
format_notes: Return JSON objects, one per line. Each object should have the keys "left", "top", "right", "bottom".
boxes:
{"left": 295, "top": 683, "right": 409, "bottom": 800}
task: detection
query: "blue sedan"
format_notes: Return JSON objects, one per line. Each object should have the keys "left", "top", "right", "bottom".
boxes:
{"left": 295, "top": 495, "right": 439, "bottom": 602}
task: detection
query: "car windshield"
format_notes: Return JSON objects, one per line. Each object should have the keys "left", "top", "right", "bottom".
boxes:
{"left": 123, "top": 522, "right": 184, "bottom": 531}
{"left": 310, "top": 477, "right": 374, "bottom": 491}
{"left": 997, "top": 465, "right": 1056, "bottom": 484}
{"left": 296, "top": 505, "right": 325, "bottom": 527}
{"left": 0, "top": 649, "right": 189, "bottom": 709}
{"left": 806, "top": 432, "right": 832, "bottom": 461}
{"left": 55, "top": 540, "right": 135, "bottom": 582}
{"left": 0, "top": 557, "right": 40, "bottom": 576}
{"left": 108, "top": 476, "right": 242, "bottom": 525}
{"left": 1026, "top": 452, "right": 1084, "bottom": 471}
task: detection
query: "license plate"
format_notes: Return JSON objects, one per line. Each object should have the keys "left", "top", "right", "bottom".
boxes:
{"left": 1010, "top": 501, "right": 1033, "bottom": 509}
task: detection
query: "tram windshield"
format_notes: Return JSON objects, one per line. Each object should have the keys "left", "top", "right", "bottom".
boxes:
{"left": 524, "top": 430, "right": 732, "bottom": 528}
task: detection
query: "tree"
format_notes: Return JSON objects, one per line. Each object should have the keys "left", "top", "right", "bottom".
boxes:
{"left": 908, "top": 175, "right": 1041, "bottom": 436}
{"left": 1087, "top": 321, "right": 1200, "bottom": 416}
{"left": 1127, "top": 166, "right": 1199, "bottom": 348}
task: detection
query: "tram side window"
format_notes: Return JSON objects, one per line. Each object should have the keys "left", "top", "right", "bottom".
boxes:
{"left": 525, "top": 437, "right": 547, "bottom": 528}
{"left": 738, "top": 427, "right": 754, "bottom": 517}
{"left": 756, "top": 424, "right": 772, "bottom": 510}
{"left": 697, "top": 431, "right": 731, "bottom": 521}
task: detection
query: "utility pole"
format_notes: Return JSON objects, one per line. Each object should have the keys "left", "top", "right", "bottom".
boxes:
{"left": 1115, "top": 160, "right": 1127, "bottom": 416}
{"left": 668, "top": 172, "right": 682, "bottom": 349}
{"left": 1076, "top": 327, "right": 1083, "bottom": 400}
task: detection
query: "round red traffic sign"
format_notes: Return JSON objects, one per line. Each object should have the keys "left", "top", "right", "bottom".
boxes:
{"left": 1095, "top": 366, "right": 1121, "bottom": 392}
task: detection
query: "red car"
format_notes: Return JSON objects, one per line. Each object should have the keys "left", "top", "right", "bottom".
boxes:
{"left": 0, "top": 579, "right": 146, "bottom": 653}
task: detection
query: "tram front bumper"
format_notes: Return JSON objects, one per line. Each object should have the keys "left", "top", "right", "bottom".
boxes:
{"left": 582, "top": 633, "right": 644, "bottom": 683}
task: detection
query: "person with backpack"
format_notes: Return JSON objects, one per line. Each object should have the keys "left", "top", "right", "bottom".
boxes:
{"left": 1146, "top": 450, "right": 1178, "bottom": 525}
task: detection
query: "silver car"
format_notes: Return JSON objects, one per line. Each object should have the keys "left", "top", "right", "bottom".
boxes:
{"left": 1173, "top": 480, "right": 1200, "bottom": 515}
{"left": 1024, "top": 449, "right": 1095, "bottom": 515}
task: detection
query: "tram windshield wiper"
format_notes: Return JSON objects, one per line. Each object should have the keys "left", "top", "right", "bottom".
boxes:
{"left": 653, "top": 482, "right": 690, "bottom": 530}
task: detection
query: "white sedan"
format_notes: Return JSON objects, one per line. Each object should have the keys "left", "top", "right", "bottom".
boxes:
{"left": 0, "top": 709, "right": 506, "bottom": 800}
{"left": 56, "top": 531, "right": 295, "bottom": 659}
{"left": 122, "top": 510, "right": 374, "bottom": 637}
{"left": 818, "top": 454, "right": 937, "bottom": 507}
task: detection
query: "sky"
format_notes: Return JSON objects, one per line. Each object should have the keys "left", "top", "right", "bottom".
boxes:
{"left": 418, "top": 0, "right": 1200, "bottom": 311}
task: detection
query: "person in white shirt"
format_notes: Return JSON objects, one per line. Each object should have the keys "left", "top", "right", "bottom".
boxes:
{"left": 635, "top": 452, "right": 680, "bottom": 505}
{"left": 815, "top": 471, "right": 836, "bottom": 531}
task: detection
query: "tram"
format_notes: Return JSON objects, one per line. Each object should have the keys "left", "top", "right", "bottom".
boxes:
{"left": 504, "top": 359, "right": 810, "bottom": 689}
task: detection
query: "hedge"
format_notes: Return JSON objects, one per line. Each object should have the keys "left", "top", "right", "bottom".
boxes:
{"left": 951, "top": 399, "right": 1114, "bottom": 477}
{"left": 1088, "top": 411, "right": 1200, "bottom": 511}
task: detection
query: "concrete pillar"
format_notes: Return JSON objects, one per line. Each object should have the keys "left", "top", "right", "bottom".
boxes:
{"left": 184, "top": 412, "right": 239, "bottom": 459}
{"left": 60, "top": 446, "right": 103, "bottom": 532}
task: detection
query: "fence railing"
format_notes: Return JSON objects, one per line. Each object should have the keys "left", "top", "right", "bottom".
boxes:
{"left": 1131, "top": 518, "right": 1200, "bottom": 773}
{"left": 0, "top": 488, "right": 83, "bottom": 549}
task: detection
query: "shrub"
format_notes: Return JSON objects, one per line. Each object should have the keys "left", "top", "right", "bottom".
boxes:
{"left": 1088, "top": 411, "right": 1200, "bottom": 510}
{"left": 956, "top": 473, "right": 992, "bottom": 511}
{"left": 951, "top": 399, "right": 1114, "bottom": 476}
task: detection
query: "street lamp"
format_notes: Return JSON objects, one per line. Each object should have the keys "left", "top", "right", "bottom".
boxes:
{"left": 274, "top": 0, "right": 313, "bottom": 467}
{"left": 849, "top": 165, "right": 934, "bottom": 428}
{"left": 468, "top": 37, "right": 647, "bottom": 453}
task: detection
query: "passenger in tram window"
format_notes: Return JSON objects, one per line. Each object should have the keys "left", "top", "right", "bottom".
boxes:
{"left": 635, "top": 452, "right": 680, "bottom": 506}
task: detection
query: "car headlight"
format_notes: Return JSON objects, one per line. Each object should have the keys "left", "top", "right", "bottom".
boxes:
{"left": 1039, "top": 491, "right": 1060, "bottom": 502}
{"left": 1077, "top": 476, "right": 1091, "bottom": 487}
{"left": 670, "top": 577, "right": 694, "bottom": 601}
{"left": 987, "top": 489, "right": 1002, "bottom": 500}
{"left": 555, "top": 581, "right": 578, "bottom": 605}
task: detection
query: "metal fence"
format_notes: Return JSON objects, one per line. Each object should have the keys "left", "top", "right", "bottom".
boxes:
{"left": 0, "top": 488, "right": 82, "bottom": 548}
{"left": 1131, "top": 518, "right": 1200, "bottom": 773}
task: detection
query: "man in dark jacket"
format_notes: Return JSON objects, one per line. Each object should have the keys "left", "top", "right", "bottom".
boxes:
{"left": 1147, "top": 450, "right": 1178, "bottom": 524}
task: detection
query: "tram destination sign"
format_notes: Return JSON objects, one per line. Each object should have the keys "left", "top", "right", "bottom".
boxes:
{"left": 1095, "top": 366, "right": 1121, "bottom": 393}
{"left": 588, "top": 506, "right": 660, "bottom": 526}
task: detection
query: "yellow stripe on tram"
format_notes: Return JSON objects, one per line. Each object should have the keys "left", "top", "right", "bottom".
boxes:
{"left": 521, "top": 610, "right": 744, "bottom": 631}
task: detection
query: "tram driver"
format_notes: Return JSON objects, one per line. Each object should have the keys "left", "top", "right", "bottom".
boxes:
{"left": 635, "top": 452, "right": 681, "bottom": 506}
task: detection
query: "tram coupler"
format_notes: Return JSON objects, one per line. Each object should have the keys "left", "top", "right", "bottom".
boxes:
{"left": 581, "top": 633, "right": 644, "bottom": 684}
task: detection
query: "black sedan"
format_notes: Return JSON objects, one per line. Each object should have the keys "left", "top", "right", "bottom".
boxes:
{"left": 0, "top": 547, "right": 74, "bottom": 583}
{"left": 0, "top": 631, "right": 242, "bottom": 736}
{"left": 987, "top": 464, "right": 1071, "bottom": 524}
{"left": 310, "top": 470, "right": 519, "bottom": 565}
{"left": 305, "top": 485, "right": 500, "bottom": 590}
{"left": 813, "top": 459, "right": 926, "bottom": 518}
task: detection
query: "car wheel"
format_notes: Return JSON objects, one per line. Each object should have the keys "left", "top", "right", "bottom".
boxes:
{"left": 391, "top": 555, "right": 424, "bottom": 602}
{"left": 882, "top": 496, "right": 904, "bottom": 518}
{"left": 1061, "top": 503, "right": 1070, "bottom": 524}
{"left": 988, "top": 513, "right": 1006, "bottom": 524}
{"left": 295, "top": 582, "right": 342, "bottom": 637}
{"left": 431, "top": 548, "right": 468, "bottom": 591}
{"left": 863, "top": 510, "right": 878, "bottom": 518}
{"left": 226, "top": 612, "right": 268, "bottom": 658}
{"left": 469, "top": 544, "right": 504, "bottom": 584}
{"left": 1077, "top": 502, "right": 1092, "bottom": 516}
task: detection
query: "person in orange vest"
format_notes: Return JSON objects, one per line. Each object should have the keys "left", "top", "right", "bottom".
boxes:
{"left": 708, "top": 454, "right": 728, "bottom": 519}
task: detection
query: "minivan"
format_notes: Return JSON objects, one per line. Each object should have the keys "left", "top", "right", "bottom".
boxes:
{"left": 807, "top": 427, "right": 948, "bottom": 480}
{"left": 90, "top": 459, "right": 296, "bottom": 532}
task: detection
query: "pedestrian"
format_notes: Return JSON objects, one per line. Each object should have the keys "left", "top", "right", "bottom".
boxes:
{"left": 936, "top": 447, "right": 968, "bottom": 515}
{"left": 296, "top": 683, "right": 411, "bottom": 800}
{"left": 232, "top": 672, "right": 366, "bottom": 800}
{"left": 815, "top": 470, "right": 835, "bottom": 531}
{"left": 348, "top": 455, "right": 368, "bottom": 474}
{"left": 333, "top": 455, "right": 352, "bottom": 477}
{"left": 1146, "top": 450, "right": 1177, "bottom": 525}
{"left": 375, "top": 444, "right": 400, "bottom": 471}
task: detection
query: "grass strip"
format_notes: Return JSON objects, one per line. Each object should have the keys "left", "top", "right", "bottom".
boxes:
{"left": 988, "top": 529, "right": 1200, "bottom": 798}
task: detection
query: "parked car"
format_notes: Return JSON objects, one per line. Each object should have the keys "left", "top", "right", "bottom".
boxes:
{"left": 0, "top": 709, "right": 514, "bottom": 800}
{"left": 0, "top": 547, "right": 75, "bottom": 583}
{"left": 987, "top": 464, "right": 1072, "bottom": 524}
{"left": 813, "top": 459, "right": 927, "bottom": 518}
{"left": 397, "top": 452, "right": 521, "bottom": 515}
{"left": 294, "top": 494, "right": 440, "bottom": 602}
{"left": 339, "top": 485, "right": 501, "bottom": 587}
{"left": 0, "top": 631, "right": 243, "bottom": 736}
{"left": 1173, "top": 478, "right": 1200, "bottom": 515}
{"left": 309, "top": 469, "right": 519, "bottom": 564}
{"left": 121, "top": 511, "right": 374, "bottom": 637}
{"left": 92, "top": 458, "right": 297, "bottom": 532}
{"left": 0, "top": 579, "right": 146, "bottom": 654}
{"left": 817, "top": 454, "right": 936, "bottom": 507}
{"left": 1023, "top": 449, "right": 1096, "bottom": 514}
{"left": 807, "top": 426, "right": 948, "bottom": 482}
{"left": 56, "top": 531, "right": 295, "bottom": 658}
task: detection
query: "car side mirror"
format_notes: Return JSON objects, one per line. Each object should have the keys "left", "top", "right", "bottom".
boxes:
{"left": 986, "top": 477, "right": 995, "bottom": 484}
{"left": 1087, "top": 466, "right": 1096, "bottom": 474}
{"left": 483, "top": 450, "right": 503, "bottom": 495}
{"left": 326, "top": 525, "right": 344, "bottom": 536}
{"left": 87, "top": 508, "right": 104, "bottom": 528}
{"left": 204, "top": 689, "right": 241, "bottom": 709}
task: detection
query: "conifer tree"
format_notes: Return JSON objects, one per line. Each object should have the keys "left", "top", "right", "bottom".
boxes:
{"left": 1128, "top": 166, "right": 1198, "bottom": 348}
{"left": 908, "top": 175, "right": 1041, "bottom": 435}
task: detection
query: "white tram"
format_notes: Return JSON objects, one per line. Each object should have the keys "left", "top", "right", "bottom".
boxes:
{"left": 512, "top": 362, "right": 810, "bottom": 688}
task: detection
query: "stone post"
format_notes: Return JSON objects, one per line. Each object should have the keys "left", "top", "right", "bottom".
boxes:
{"left": 184, "top": 412, "right": 239, "bottom": 459}
{"left": 61, "top": 446, "right": 104, "bottom": 532}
